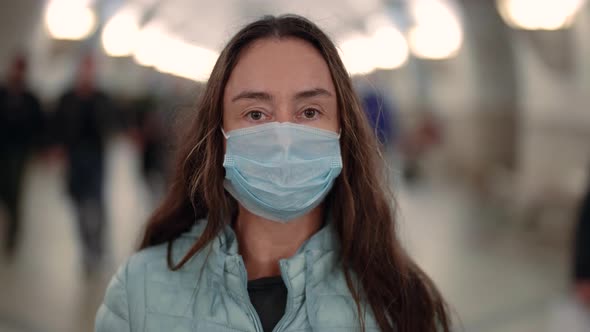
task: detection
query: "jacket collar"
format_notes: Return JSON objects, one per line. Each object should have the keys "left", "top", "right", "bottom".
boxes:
{"left": 185, "top": 218, "right": 340, "bottom": 297}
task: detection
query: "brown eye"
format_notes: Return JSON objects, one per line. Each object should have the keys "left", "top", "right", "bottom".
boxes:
{"left": 248, "top": 111, "right": 263, "bottom": 121}
{"left": 303, "top": 108, "right": 318, "bottom": 119}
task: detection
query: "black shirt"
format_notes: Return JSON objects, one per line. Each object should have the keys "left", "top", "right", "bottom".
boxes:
{"left": 0, "top": 86, "right": 44, "bottom": 152}
{"left": 52, "top": 90, "right": 114, "bottom": 154}
{"left": 247, "top": 276, "right": 288, "bottom": 332}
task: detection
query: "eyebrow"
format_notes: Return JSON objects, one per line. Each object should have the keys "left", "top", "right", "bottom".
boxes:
{"left": 230, "top": 88, "right": 333, "bottom": 103}
{"left": 231, "top": 91, "right": 272, "bottom": 102}
{"left": 294, "top": 88, "right": 333, "bottom": 100}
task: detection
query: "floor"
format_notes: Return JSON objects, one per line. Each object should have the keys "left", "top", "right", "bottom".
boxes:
{"left": 0, "top": 137, "right": 582, "bottom": 332}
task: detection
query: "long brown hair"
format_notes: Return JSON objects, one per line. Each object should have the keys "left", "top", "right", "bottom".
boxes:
{"left": 140, "top": 14, "right": 450, "bottom": 332}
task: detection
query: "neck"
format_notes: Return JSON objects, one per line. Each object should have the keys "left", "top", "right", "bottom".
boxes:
{"left": 234, "top": 205, "right": 324, "bottom": 280}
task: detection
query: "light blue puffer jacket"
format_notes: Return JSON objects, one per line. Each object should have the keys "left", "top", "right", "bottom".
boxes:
{"left": 95, "top": 219, "right": 380, "bottom": 331}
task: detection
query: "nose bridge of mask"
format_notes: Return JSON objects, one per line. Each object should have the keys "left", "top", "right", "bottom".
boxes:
{"left": 222, "top": 122, "right": 340, "bottom": 139}
{"left": 222, "top": 125, "right": 292, "bottom": 159}
{"left": 276, "top": 124, "right": 293, "bottom": 160}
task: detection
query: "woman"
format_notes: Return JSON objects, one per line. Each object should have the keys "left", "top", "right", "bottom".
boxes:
{"left": 96, "top": 15, "right": 450, "bottom": 332}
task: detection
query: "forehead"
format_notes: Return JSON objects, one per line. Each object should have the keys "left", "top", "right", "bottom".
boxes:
{"left": 224, "top": 37, "right": 335, "bottom": 98}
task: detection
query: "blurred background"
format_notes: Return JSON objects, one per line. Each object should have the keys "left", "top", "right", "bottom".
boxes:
{"left": 0, "top": 0, "right": 589, "bottom": 331}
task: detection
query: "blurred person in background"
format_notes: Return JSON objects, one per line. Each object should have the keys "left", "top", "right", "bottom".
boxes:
{"left": 573, "top": 173, "right": 590, "bottom": 307}
{"left": 96, "top": 15, "right": 450, "bottom": 332}
{"left": 51, "top": 54, "right": 115, "bottom": 276}
{"left": 549, "top": 177, "right": 590, "bottom": 331}
{"left": 132, "top": 95, "right": 170, "bottom": 205}
{"left": 0, "top": 54, "right": 45, "bottom": 258}
{"left": 401, "top": 111, "right": 443, "bottom": 184}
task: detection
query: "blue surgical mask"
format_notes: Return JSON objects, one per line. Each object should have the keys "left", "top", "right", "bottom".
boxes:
{"left": 222, "top": 122, "right": 342, "bottom": 223}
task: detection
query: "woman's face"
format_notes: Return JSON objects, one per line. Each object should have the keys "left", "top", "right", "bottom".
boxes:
{"left": 223, "top": 37, "right": 339, "bottom": 133}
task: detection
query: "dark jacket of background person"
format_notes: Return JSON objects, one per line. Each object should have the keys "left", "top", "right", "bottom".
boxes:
{"left": 52, "top": 89, "right": 114, "bottom": 199}
{"left": 0, "top": 86, "right": 44, "bottom": 154}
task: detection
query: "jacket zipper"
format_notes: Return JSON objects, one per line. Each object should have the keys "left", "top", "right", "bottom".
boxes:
{"left": 237, "top": 256, "right": 264, "bottom": 332}
{"left": 271, "top": 259, "right": 294, "bottom": 332}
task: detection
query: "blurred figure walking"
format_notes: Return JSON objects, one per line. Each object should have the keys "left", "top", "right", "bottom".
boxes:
{"left": 574, "top": 174, "right": 590, "bottom": 306}
{"left": 0, "top": 54, "right": 45, "bottom": 258}
{"left": 550, "top": 177, "right": 590, "bottom": 331}
{"left": 130, "top": 96, "right": 170, "bottom": 205}
{"left": 401, "top": 112, "right": 442, "bottom": 184}
{"left": 52, "top": 55, "right": 114, "bottom": 276}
